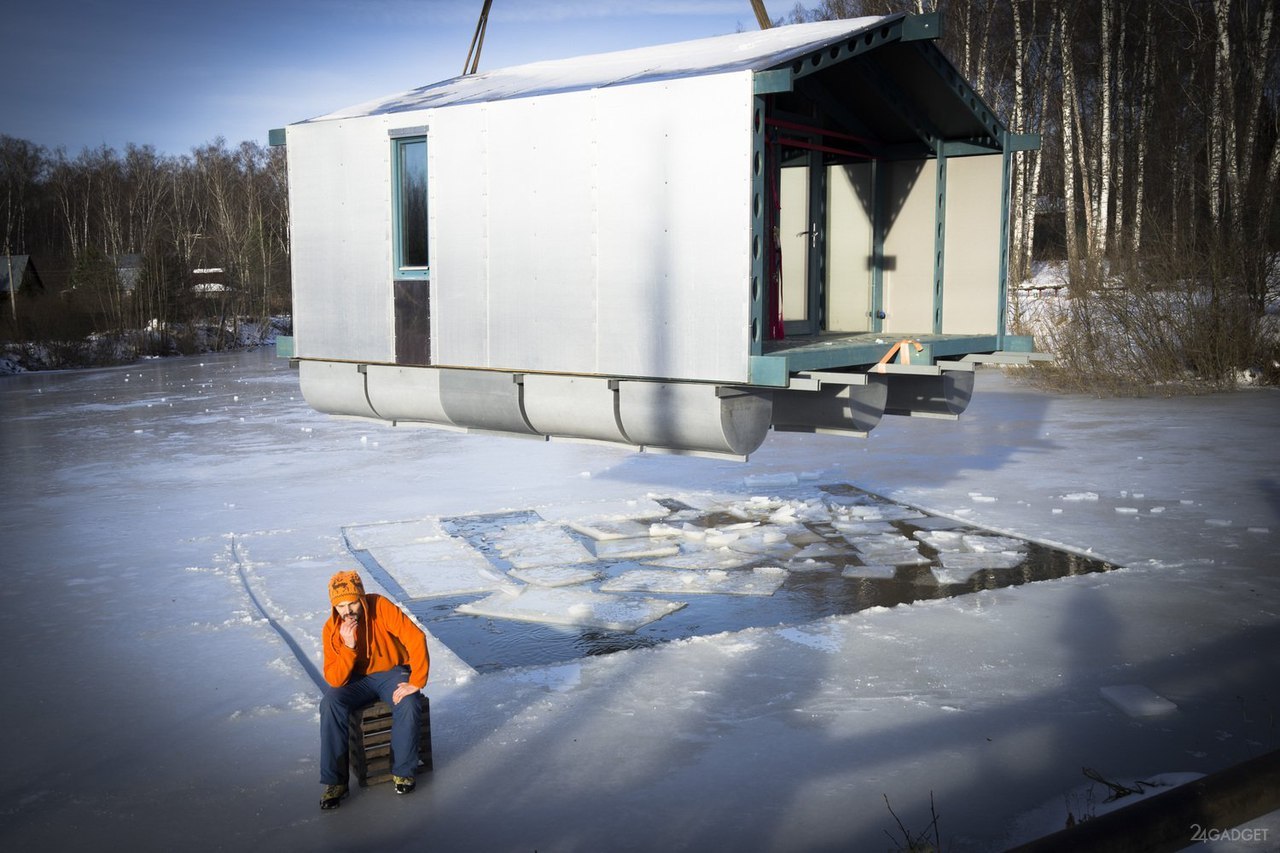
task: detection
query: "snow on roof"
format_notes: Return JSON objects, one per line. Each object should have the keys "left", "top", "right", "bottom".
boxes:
{"left": 307, "top": 15, "right": 895, "bottom": 123}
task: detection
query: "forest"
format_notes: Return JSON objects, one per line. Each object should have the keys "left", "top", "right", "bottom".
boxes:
{"left": 3, "top": 0, "right": 1277, "bottom": 387}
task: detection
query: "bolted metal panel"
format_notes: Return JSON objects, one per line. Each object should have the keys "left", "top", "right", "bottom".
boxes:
{"left": 942, "top": 153, "right": 1003, "bottom": 336}
{"left": 883, "top": 370, "right": 974, "bottom": 419}
{"left": 363, "top": 364, "right": 453, "bottom": 425}
{"left": 772, "top": 375, "right": 888, "bottom": 435}
{"left": 880, "top": 159, "right": 936, "bottom": 333}
{"left": 427, "top": 73, "right": 754, "bottom": 384}
{"left": 618, "top": 382, "right": 772, "bottom": 458}
{"left": 437, "top": 369, "right": 539, "bottom": 436}
{"left": 298, "top": 360, "right": 377, "bottom": 419}
{"left": 522, "top": 374, "right": 629, "bottom": 444}
{"left": 594, "top": 75, "right": 754, "bottom": 382}
{"left": 287, "top": 118, "right": 398, "bottom": 364}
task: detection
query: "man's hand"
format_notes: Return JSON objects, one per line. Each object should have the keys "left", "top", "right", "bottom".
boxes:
{"left": 391, "top": 682, "right": 418, "bottom": 705}
{"left": 339, "top": 616, "right": 358, "bottom": 649}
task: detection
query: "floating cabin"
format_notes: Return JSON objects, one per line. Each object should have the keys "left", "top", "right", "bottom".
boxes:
{"left": 274, "top": 13, "right": 1042, "bottom": 460}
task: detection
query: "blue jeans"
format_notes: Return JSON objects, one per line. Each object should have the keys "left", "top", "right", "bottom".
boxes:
{"left": 320, "top": 666, "right": 422, "bottom": 784}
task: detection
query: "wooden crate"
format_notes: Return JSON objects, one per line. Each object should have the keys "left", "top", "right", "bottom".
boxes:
{"left": 348, "top": 695, "right": 433, "bottom": 787}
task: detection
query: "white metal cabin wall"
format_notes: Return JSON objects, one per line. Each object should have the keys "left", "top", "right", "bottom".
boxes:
{"left": 594, "top": 76, "right": 753, "bottom": 383}
{"left": 880, "top": 160, "right": 936, "bottom": 333}
{"left": 430, "top": 72, "right": 755, "bottom": 384}
{"left": 287, "top": 119, "right": 396, "bottom": 363}
{"left": 941, "top": 154, "right": 1001, "bottom": 335}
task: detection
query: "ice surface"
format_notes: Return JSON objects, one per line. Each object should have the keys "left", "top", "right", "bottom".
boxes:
{"left": 726, "top": 527, "right": 799, "bottom": 558}
{"left": 507, "top": 565, "right": 600, "bottom": 588}
{"left": 601, "top": 566, "right": 788, "bottom": 596}
{"left": 837, "top": 504, "right": 926, "bottom": 523}
{"left": 536, "top": 498, "right": 669, "bottom": 523}
{"left": 908, "top": 516, "right": 968, "bottom": 531}
{"left": 831, "top": 519, "right": 897, "bottom": 536}
{"left": 963, "top": 534, "right": 1027, "bottom": 553}
{"left": 936, "top": 551, "right": 1026, "bottom": 571}
{"left": 485, "top": 520, "right": 596, "bottom": 568}
{"left": 568, "top": 518, "right": 654, "bottom": 541}
{"left": 8, "top": 350, "right": 1280, "bottom": 853}
{"left": 457, "top": 586, "right": 686, "bottom": 631}
{"left": 793, "top": 542, "right": 850, "bottom": 559}
{"left": 1099, "top": 684, "right": 1179, "bottom": 717}
{"left": 849, "top": 533, "right": 931, "bottom": 565}
{"left": 642, "top": 549, "right": 757, "bottom": 570}
{"left": 786, "top": 558, "right": 837, "bottom": 572}
{"left": 590, "top": 537, "right": 681, "bottom": 560}
{"left": 344, "top": 518, "right": 449, "bottom": 549}
{"left": 361, "top": 538, "right": 503, "bottom": 599}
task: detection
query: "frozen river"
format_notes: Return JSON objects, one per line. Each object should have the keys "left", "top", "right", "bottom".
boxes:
{"left": 3, "top": 348, "right": 1278, "bottom": 851}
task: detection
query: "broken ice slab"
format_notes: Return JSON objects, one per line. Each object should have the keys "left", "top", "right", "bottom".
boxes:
{"left": 793, "top": 541, "right": 851, "bottom": 559}
{"left": 344, "top": 519, "right": 448, "bottom": 550}
{"left": 842, "top": 564, "right": 899, "bottom": 579}
{"left": 507, "top": 565, "right": 600, "bottom": 588}
{"left": 837, "top": 504, "right": 927, "bottom": 523}
{"left": 849, "top": 534, "right": 933, "bottom": 565}
{"left": 936, "top": 551, "right": 1026, "bottom": 571}
{"left": 457, "top": 586, "right": 686, "bottom": 631}
{"left": 832, "top": 520, "right": 897, "bottom": 536}
{"left": 600, "top": 566, "right": 788, "bottom": 596}
{"left": 485, "top": 521, "right": 596, "bottom": 568}
{"left": 1099, "top": 684, "right": 1178, "bottom": 717}
{"left": 786, "top": 558, "right": 838, "bottom": 572}
{"left": 535, "top": 497, "right": 670, "bottom": 523}
{"left": 914, "top": 530, "right": 967, "bottom": 551}
{"left": 864, "top": 550, "right": 933, "bottom": 566}
{"left": 568, "top": 518, "right": 654, "bottom": 541}
{"left": 962, "top": 534, "right": 1027, "bottom": 553}
{"left": 727, "top": 527, "right": 800, "bottom": 558}
{"left": 590, "top": 538, "right": 681, "bottom": 560}
{"left": 366, "top": 540, "right": 505, "bottom": 599}
{"left": 642, "top": 549, "right": 757, "bottom": 570}
{"left": 908, "top": 516, "right": 968, "bottom": 531}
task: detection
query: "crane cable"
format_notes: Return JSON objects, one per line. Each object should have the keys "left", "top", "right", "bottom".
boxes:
{"left": 463, "top": 0, "right": 494, "bottom": 75}
{"left": 750, "top": 0, "right": 773, "bottom": 30}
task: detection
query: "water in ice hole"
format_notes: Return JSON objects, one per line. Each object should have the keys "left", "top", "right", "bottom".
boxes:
{"left": 351, "top": 484, "right": 1116, "bottom": 673}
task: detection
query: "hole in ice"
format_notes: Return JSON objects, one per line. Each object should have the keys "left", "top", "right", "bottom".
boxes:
{"left": 347, "top": 485, "right": 1118, "bottom": 673}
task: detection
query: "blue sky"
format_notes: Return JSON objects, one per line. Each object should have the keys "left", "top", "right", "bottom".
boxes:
{"left": 7, "top": 1, "right": 767, "bottom": 157}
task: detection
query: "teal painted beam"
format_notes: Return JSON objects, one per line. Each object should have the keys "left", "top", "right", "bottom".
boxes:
{"left": 749, "top": 355, "right": 791, "bottom": 387}
{"left": 754, "top": 69, "right": 793, "bottom": 94}
{"left": 933, "top": 145, "right": 948, "bottom": 334}
{"left": 901, "top": 12, "right": 942, "bottom": 42}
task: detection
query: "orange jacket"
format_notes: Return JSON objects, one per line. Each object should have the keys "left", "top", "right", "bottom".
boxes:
{"left": 322, "top": 593, "right": 430, "bottom": 689}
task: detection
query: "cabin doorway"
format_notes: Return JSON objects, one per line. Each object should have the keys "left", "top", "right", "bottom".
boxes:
{"left": 777, "top": 156, "right": 876, "bottom": 338}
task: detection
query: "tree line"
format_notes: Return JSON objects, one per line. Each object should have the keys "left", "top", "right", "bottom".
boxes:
{"left": 791, "top": 0, "right": 1279, "bottom": 388}
{"left": 2, "top": 137, "right": 289, "bottom": 356}
{"left": 4, "top": 0, "right": 1278, "bottom": 384}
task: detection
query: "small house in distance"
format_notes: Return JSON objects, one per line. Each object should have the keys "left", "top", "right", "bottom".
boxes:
{"left": 275, "top": 13, "right": 1041, "bottom": 459}
{"left": 2, "top": 255, "right": 45, "bottom": 299}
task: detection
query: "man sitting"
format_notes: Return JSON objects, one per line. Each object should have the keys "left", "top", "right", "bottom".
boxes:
{"left": 318, "top": 570, "right": 430, "bottom": 810}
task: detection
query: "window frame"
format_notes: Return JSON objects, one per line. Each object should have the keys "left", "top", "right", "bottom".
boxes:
{"left": 390, "top": 129, "right": 430, "bottom": 280}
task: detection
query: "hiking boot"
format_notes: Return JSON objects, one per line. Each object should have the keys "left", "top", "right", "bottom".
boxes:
{"left": 320, "top": 783, "right": 348, "bottom": 810}
{"left": 393, "top": 775, "right": 416, "bottom": 795}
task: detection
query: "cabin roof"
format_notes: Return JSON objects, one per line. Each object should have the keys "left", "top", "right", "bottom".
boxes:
{"left": 307, "top": 15, "right": 898, "bottom": 122}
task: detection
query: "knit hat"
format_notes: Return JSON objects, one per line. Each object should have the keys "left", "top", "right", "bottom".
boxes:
{"left": 328, "top": 570, "right": 364, "bottom": 606}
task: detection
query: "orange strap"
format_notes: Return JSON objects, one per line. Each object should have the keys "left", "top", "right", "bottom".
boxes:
{"left": 872, "top": 339, "right": 923, "bottom": 373}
